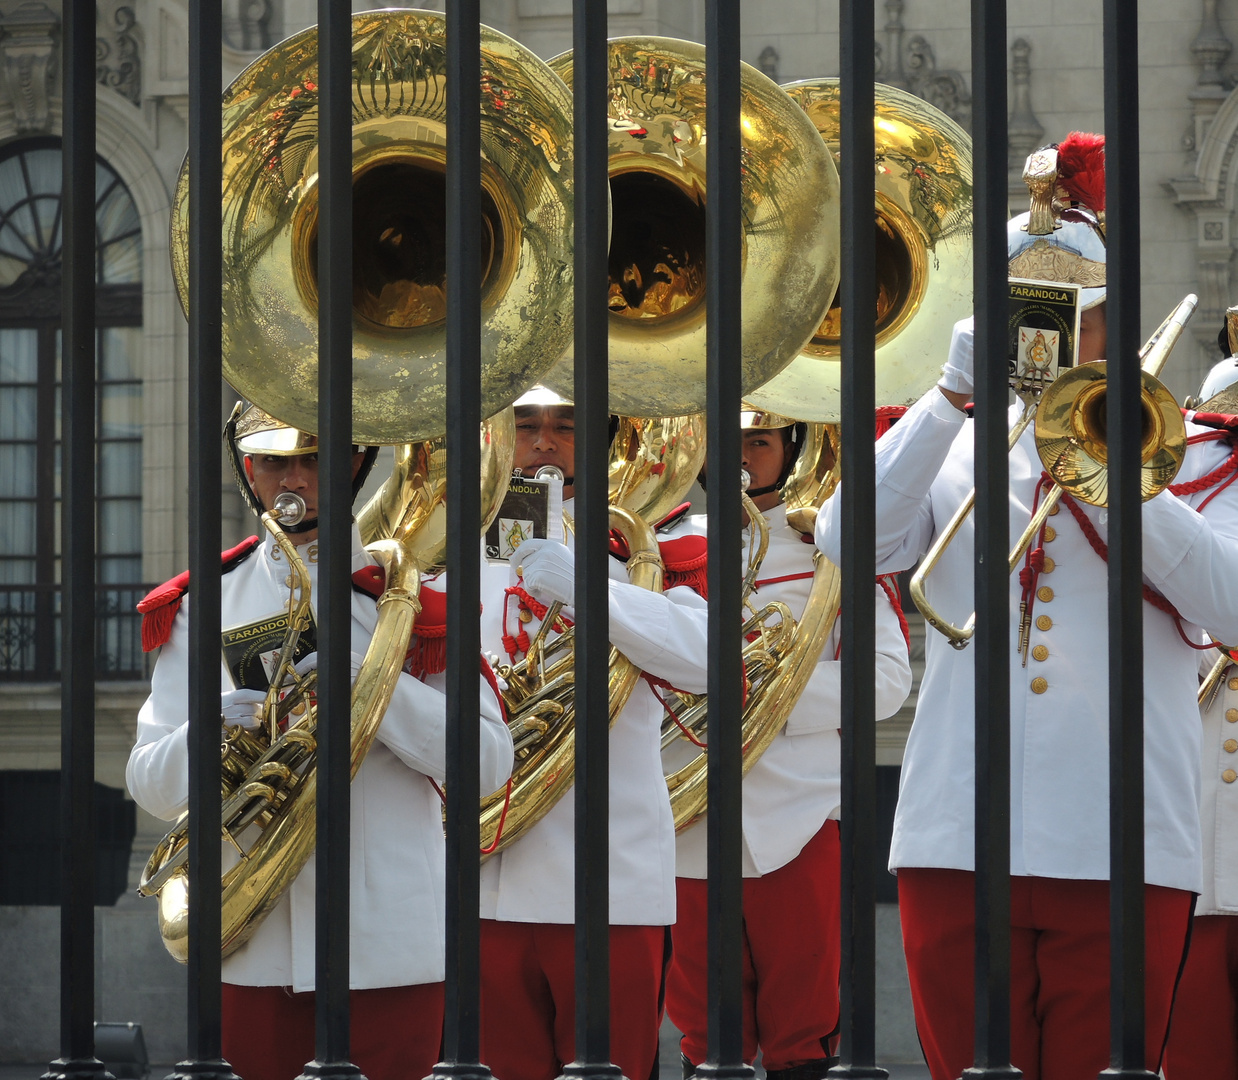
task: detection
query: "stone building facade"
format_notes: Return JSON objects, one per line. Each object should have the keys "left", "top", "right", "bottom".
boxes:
{"left": 2, "top": 0, "right": 1238, "bottom": 1065}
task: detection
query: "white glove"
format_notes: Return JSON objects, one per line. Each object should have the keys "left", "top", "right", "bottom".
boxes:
{"left": 220, "top": 688, "right": 266, "bottom": 729}
{"left": 293, "top": 651, "right": 365, "bottom": 682}
{"left": 938, "top": 316, "right": 975, "bottom": 397}
{"left": 512, "top": 538, "right": 575, "bottom": 608}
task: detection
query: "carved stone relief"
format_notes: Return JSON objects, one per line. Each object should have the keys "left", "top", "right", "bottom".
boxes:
{"left": 0, "top": 2, "right": 59, "bottom": 134}
{"left": 874, "top": 0, "right": 971, "bottom": 131}
{"left": 1169, "top": 2, "right": 1238, "bottom": 387}
{"left": 96, "top": 3, "right": 141, "bottom": 106}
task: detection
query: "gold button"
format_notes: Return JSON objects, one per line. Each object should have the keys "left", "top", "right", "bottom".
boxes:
{"left": 1048, "top": 504, "right": 1060, "bottom": 516}
{"left": 1036, "top": 586, "right": 1054, "bottom": 603}
{"left": 519, "top": 608, "right": 533, "bottom": 624}
{"left": 1224, "top": 769, "right": 1237, "bottom": 784}
{"left": 1228, "top": 708, "right": 1238, "bottom": 724}
{"left": 1036, "top": 615, "right": 1053, "bottom": 632}
{"left": 285, "top": 575, "right": 294, "bottom": 588}
{"left": 1043, "top": 525, "right": 1057, "bottom": 542}
{"left": 1031, "top": 677, "right": 1048, "bottom": 694}
{"left": 1042, "top": 557, "right": 1055, "bottom": 573}
{"left": 1225, "top": 739, "right": 1238, "bottom": 754}
{"left": 1229, "top": 676, "right": 1238, "bottom": 691}
{"left": 1032, "top": 644, "right": 1049, "bottom": 662}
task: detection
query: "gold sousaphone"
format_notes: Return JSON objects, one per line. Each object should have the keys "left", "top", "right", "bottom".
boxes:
{"left": 663, "top": 81, "right": 974, "bottom": 830}
{"left": 144, "top": 8, "right": 574, "bottom": 960}
{"left": 545, "top": 38, "right": 842, "bottom": 417}
{"left": 170, "top": 8, "right": 577, "bottom": 443}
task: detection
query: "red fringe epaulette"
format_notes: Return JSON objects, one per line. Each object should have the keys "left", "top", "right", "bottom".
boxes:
{"left": 1056, "top": 131, "right": 1106, "bottom": 214}
{"left": 136, "top": 536, "right": 260, "bottom": 652}
{"left": 875, "top": 405, "right": 908, "bottom": 440}
{"left": 406, "top": 584, "right": 448, "bottom": 678}
{"left": 609, "top": 532, "right": 709, "bottom": 598}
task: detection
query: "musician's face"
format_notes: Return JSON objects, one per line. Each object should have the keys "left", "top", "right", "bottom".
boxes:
{"left": 742, "top": 427, "right": 795, "bottom": 512}
{"left": 245, "top": 450, "right": 364, "bottom": 545}
{"left": 514, "top": 405, "right": 576, "bottom": 500}
{"left": 1079, "top": 302, "right": 1107, "bottom": 364}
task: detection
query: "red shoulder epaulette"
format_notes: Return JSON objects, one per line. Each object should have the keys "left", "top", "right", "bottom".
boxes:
{"left": 608, "top": 532, "right": 709, "bottom": 598}
{"left": 136, "top": 536, "right": 261, "bottom": 652}
{"left": 351, "top": 564, "right": 386, "bottom": 598}
{"left": 875, "top": 405, "right": 908, "bottom": 440}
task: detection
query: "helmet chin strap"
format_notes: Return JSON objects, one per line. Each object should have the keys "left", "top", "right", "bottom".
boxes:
{"left": 745, "top": 481, "right": 781, "bottom": 498}
{"left": 281, "top": 516, "right": 319, "bottom": 535}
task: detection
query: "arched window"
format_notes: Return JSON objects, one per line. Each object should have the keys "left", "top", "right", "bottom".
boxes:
{"left": 0, "top": 138, "right": 144, "bottom": 680}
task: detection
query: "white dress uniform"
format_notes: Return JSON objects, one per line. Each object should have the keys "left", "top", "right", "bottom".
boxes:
{"left": 816, "top": 388, "right": 1238, "bottom": 892}
{"left": 477, "top": 510, "right": 711, "bottom": 926}
{"left": 126, "top": 525, "right": 514, "bottom": 991}
{"left": 664, "top": 504, "right": 913, "bottom": 877}
{"left": 1196, "top": 658, "right": 1238, "bottom": 914}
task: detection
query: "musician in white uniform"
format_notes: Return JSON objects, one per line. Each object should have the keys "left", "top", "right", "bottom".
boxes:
{"left": 1163, "top": 348, "right": 1238, "bottom": 1080}
{"left": 661, "top": 412, "right": 912, "bottom": 1080}
{"left": 817, "top": 135, "right": 1238, "bottom": 1080}
{"left": 126, "top": 407, "right": 513, "bottom": 1080}
{"left": 472, "top": 388, "right": 711, "bottom": 1080}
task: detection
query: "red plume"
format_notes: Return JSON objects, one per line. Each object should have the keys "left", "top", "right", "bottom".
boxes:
{"left": 1056, "top": 132, "right": 1106, "bottom": 213}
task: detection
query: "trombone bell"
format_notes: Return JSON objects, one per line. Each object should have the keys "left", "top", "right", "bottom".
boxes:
{"left": 1034, "top": 362, "right": 1187, "bottom": 506}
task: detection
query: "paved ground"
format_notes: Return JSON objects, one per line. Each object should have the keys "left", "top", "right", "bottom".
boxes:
{"left": 3, "top": 1028, "right": 931, "bottom": 1080}
{"left": 2, "top": 1067, "right": 929, "bottom": 1080}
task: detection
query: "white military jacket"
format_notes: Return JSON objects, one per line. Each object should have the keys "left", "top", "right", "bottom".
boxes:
{"left": 126, "top": 526, "right": 513, "bottom": 991}
{"left": 664, "top": 504, "right": 913, "bottom": 878}
{"left": 477, "top": 515, "right": 710, "bottom": 926}
{"left": 1197, "top": 658, "right": 1238, "bottom": 915}
{"left": 817, "top": 388, "right": 1238, "bottom": 893}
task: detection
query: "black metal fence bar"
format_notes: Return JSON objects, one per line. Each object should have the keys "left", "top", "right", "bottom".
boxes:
{"left": 967, "top": 4, "right": 1017, "bottom": 1079}
{"left": 567, "top": 1, "right": 616, "bottom": 1076}
{"left": 308, "top": 2, "right": 358, "bottom": 1076}
{"left": 834, "top": 2, "right": 881, "bottom": 1076}
{"left": 700, "top": 2, "right": 749, "bottom": 1077}
{"left": 1102, "top": 5, "right": 1151, "bottom": 1079}
{"left": 440, "top": 0, "right": 485, "bottom": 1073}
{"left": 174, "top": 3, "right": 231, "bottom": 1079}
{"left": 48, "top": 4, "right": 103, "bottom": 1078}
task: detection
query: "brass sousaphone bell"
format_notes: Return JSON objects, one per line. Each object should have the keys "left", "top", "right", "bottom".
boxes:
{"left": 746, "top": 78, "right": 974, "bottom": 422}
{"left": 170, "top": 8, "right": 578, "bottom": 443}
{"left": 545, "top": 38, "right": 842, "bottom": 417}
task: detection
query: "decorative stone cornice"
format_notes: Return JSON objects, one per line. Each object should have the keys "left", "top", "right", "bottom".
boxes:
{"left": 0, "top": 2, "right": 58, "bottom": 134}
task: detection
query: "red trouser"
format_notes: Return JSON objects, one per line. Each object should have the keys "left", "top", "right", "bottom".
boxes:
{"left": 478, "top": 920, "right": 669, "bottom": 1080}
{"left": 1163, "top": 914, "right": 1238, "bottom": 1078}
{"left": 898, "top": 869, "right": 1193, "bottom": 1080}
{"left": 220, "top": 981, "right": 445, "bottom": 1080}
{"left": 666, "top": 820, "right": 841, "bottom": 1070}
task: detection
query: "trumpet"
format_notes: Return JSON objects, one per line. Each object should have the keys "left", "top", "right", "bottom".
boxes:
{"left": 911, "top": 294, "right": 1197, "bottom": 649}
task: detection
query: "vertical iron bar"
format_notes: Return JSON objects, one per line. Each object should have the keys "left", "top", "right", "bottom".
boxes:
{"left": 833, "top": 2, "right": 883, "bottom": 1076}
{"left": 165, "top": 4, "right": 234, "bottom": 1079}
{"left": 1101, "top": 4, "right": 1152, "bottom": 1079}
{"left": 436, "top": 0, "right": 487, "bottom": 1075}
{"left": 304, "top": 4, "right": 360, "bottom": 1078}
{"left": 46, "top": 5, "right": 107, "bottom": 1079}
{"left": 699, "top": 4, "right": 752, "bottom": 1078}
{"left": 965, "top": 4, "right": 1019, "bottom": 1079}
{"left": 561, "top": 2, "right": 617, "bottom": 1077}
